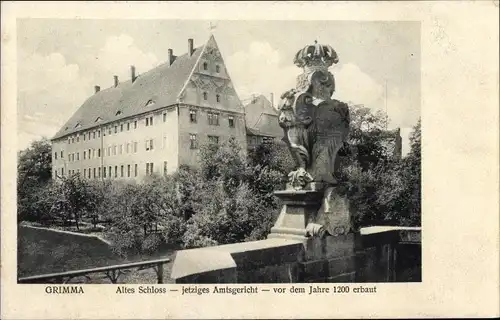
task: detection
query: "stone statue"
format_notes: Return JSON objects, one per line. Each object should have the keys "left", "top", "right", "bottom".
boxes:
{"left": 277, "top": 41, "right": 351, "bottom": 237}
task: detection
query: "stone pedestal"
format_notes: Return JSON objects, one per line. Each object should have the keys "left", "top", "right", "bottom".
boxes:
{"left": 268, "top": 189, "right": 323, "bottom": 240}
{"left": 268, "top": 186, "right": 357, "bottom": 282}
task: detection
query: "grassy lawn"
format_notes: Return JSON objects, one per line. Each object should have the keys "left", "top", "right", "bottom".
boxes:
{"left": 18, "top": 225, "right": 177, "bottom": 284}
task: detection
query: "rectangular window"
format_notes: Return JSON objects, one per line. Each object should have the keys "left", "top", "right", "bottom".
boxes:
{"left": 93, "top": 168, "right": 96, "bottom": 179}
{"left": 77, "top": 153, "right": 80, "bottom": 161}
{"left": 113, "top": 145, "right": 117, "bottom": 155}
{"left": 208, "top": 135, "right": 219, "bottom": 144}
{"left": 98, "top": 148, "right": 101, "bottom": 157}
{"left": 92, "top": 149, "right": 95, "bottom": 158}
{"left": 103, "top": 167, "right": 107, "bottom": 178}
{"left": 108, "top": 127, "right": 112, "bottom": 135}
{"left": 84, "top": 168, "right": 86, "bottom": 177}
{"left": 145, "top": 163, "right": 154, "bottom": 176}
{"left": 120, "top": 124, "right": 123, "bottom": 132}
{"left": 134, "top": 164, "right": 138, "bottom": 177}
{"left": 76, "top": 135, "right": 80, "bottom": 142}
{"left": 114, "top": 166, "right": 118, "bottom": 178}
{"left": 208, "top": 112, "right": 219, "bottom": 126}
{"left": 145, "top": 139, "right": 153, "bottom": 151}
{"left": 88, "top": 168, "right": 91, "bottom": 179}
{"left": 150, "top": 116, "right": 153, "bottom": 126}
{"left": 120, "top": 144, "right": 123, "bottom": 154}
{"left": 145, "top": 118, "right": 149, "bottom": 126}
{"left": 60, "top": 151, "right": 64, "bottom": 158}
{"left": 228, "top": 116, "right": 235, "bottom": 128}
{"left": 114, "top": 126, "right": 118, "bottom": 133}
{"left": 190, "top": 134, "right": 198, "bottom": 149}
{"left": 54, "top": 152, "right": 58, "bottom": 160}
{"left": 83, "top": 134, "right": 86, "bottom": 141}
{"left": 134, "top": 121, "right": 137, "bottom": 129}
{"left": 109, "top": 166, "right": 112, "bottom": 178}
{"left": 61, "top": 168, "right": 64, "bottom": 177}
{"left": 133, "top": 142, "right": 138, "bottom": 153}
{"left": 121, "top": 165, "right": 124, "bottom": 177}
{"left": 127, "top": 122, "right": 130, "bottom": 131}
{"left": 163, "top": 113, "right": 167, "bottom": 122}
{"left": 127, "top": 164, "right": 131, "bottom": 177}
{"left": 84, "top": 151, "right": 86, "bottom": 160}
{"left": 163, "top": 161, "right": 168, "bottom": 176}
{"left": 190, "top": 110, "right": 197, "bottom": 123}
{"left": 98, "top": 167, "right": 101, "bottom": 178}
{"left": 108, "top": 146, "right": 111, "bottom": 156}
{"left": 93, "top": 132, "right": 96, "bottom": 139}
{"left": 77, "top": 169, "right": 80, "bottom": 174}
{"left": 98, "top": 130, "right": 100, "bottom": 138}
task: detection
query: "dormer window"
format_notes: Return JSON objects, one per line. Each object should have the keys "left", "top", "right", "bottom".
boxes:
{"left": 216, "top": 94, "right": 220, "bottom": 103}
{"left": 203, "top": 62, "right": 208, "bottom": 70}
{"left": 216, "top": 65, "right": 220, "bottom": 73}
{"left": 203, "top": 92, "right": 208, "bottom": 100}
{"left": 145, "top": 99, "right": 154, "bottom": 107}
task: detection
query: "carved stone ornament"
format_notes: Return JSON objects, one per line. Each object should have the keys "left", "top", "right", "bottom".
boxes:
{"left": 276, "top": 40, "right": 351, "bottom": 237}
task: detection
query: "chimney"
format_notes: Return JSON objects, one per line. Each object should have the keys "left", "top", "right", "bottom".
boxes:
{"left": 188, "top": 39, "right": 194, "bottom": 56}
{"left": 130, "top": 65, "right": 136, "bottom": 83}
{"left": 94, "top": 85, "right": 100, "bottom": 94}
{"left": 114, "top": 75, "right": 119, "bottom": 87}
{"left": 168, "top": 49, "right": 176, "bottom": 66}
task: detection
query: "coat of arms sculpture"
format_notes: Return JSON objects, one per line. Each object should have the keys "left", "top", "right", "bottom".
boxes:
{"left": 274, "top": 41, "right": 351, "bottom": 238}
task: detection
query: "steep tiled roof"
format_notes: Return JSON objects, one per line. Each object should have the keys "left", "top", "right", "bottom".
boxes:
{"left": 52, "top": 45, "right": 204, "bottom": 140}
{"left": 244, "top": 94, "right": 281, "bottom": 138}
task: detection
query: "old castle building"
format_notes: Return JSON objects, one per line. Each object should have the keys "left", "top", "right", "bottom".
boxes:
{"left": 243, "top": 94, "right": 283, "bottom": 149}
{"left": 51, "top": 35, "right": 248, "bottom": 181}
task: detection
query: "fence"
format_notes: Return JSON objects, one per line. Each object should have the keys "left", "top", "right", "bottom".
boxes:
{"left": 18, "top": 258, "right": 171, "bottom": 284}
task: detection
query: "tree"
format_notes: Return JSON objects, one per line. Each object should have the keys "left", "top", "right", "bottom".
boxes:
{"left": 104, "top": 175, "right": 185, "bottom": 255}
{"left": 49, "top": 174, "right": 99, "bottom": 230}
{"left": 181, "top": 138, "right": 284, "bottom": 248}
{"left": 346, "top": 104, "right": 392, "bottom": 170}
{"left": 340, "top": 115, "right": 422, "bottom": 229}
{"left": 17, "top": 138, "right": 53, "bottom": 222}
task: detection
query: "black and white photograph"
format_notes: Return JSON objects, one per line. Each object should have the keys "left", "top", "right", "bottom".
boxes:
{"left": 16, "top": 19, "right": 421, "bottom": 285}
{"left": 1, "top": 2, "right": 498, "bottom": 319}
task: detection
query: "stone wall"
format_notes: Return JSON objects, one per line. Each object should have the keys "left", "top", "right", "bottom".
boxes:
{"left": 171, "top": 227, "right": 421, "bottom": 283}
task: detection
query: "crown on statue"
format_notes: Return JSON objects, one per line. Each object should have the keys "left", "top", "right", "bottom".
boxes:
{"left": 293, "top": 40, "right": 339, "bottom": 72}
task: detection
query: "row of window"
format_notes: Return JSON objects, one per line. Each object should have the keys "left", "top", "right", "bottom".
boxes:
{"left": 65, "top": 112, "right": 170, "bottom": 146}
{"left": 58, "top": 161, "right": 168, "bottom": 179}
{"left": 202, "top": 62, "right": 221, "bottom": 73}
{"left": 61, "top": 109, "right": 236, "bottom": 157}
{"left": 189, "top": 109, "right": 235, "bottom": 127}
{"left": 202, "top": 92, "right": 222, "bottom": 103}
{"left": 189, "top": 134, "right": 219, "bottom": 149}
{"left": 60, "top": 140, "right": 148, "bottom": 162}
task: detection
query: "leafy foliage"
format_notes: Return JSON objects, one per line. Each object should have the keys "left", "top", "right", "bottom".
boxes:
{"left": 49, "top": 174, "right": 99, "bottom": 230}
{"left": 17, "top": 112, "right": 421, "bottom": 254}
{"left": 17, "top": 138, "right": 53, "bottom": 222}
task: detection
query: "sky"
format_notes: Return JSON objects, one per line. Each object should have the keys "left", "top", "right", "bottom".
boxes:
{"left": 17, "top": 19, "right": 420, "bottom": 153}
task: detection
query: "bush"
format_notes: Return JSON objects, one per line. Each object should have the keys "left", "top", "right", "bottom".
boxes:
{"left": 141, "top": 233, "right": 165, "bottom": 254}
